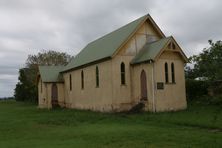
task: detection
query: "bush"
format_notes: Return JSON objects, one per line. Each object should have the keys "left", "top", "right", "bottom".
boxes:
{"left": 208, "top": 95, "right": 222, "bottom": 105}
{"left": 191, "top": 95, "right": 222, "bottom": 106}
{"left": 186, "top": 79, "right": 210, "bottom": 100}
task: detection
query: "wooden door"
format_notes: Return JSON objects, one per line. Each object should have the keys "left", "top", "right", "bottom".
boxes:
{"left": 51, "top": 83, "right": 58, "bottom": 106}
{"left": 140, "top": 70, "right": 147, "bottom": 101}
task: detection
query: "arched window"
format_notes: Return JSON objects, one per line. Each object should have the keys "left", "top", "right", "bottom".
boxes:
{"left": 96, "top": 66, "right": 99, "bottom": 87}
{"left": 120, "top": 62, "right": 126, "bottom": 85}
{"left": 171, "top": 63, "right": 175, "bottom": 83}
{"left": 165, "top": 62, "right": 169, "bottom": 83}
{"left": 69, "top": 74, "right": 72, "bottom": 91}
{"left": 81, "top": 70, "right": 84, "bottom": 89}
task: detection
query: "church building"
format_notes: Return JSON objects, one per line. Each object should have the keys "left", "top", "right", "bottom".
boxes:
{"left": 38, "top": 14, "right": 188, "bottom": 112}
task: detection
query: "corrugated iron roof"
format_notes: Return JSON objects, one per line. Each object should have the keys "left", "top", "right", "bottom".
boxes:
{"left": 62, "top": 15, "right": 148, "bottom": 72}
{"left": 131, "top": 37, "right": 171, "bottom": 64}
{"left": 39, "top": 66, "right": 64, "bottom": 83}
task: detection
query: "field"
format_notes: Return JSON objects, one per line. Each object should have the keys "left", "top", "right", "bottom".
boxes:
{"left": 0, "top": 100, "right": 221, "bottom": 148}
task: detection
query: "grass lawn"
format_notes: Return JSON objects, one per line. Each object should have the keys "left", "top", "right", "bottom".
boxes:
{"left": 0, "top": 100, "right": 221, "bottom": 148}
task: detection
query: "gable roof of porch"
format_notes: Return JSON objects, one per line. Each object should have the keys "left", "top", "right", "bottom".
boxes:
{"left": 131, "top": 37, "right": 171, "bottom": 64}
{"left": 39, "top": 66, "right": 64, "bottom": 83}
{"left": 131, "top": 36, "right": 188, "bottom": 64}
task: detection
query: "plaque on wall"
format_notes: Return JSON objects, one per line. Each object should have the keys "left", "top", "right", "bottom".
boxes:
{"left": 157, "top": 82, "right": 164, "bottom": 90}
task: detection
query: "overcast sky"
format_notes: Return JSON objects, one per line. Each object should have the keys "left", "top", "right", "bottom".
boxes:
{"left": 0, "top": 0, "right": 221, "bottom": 97}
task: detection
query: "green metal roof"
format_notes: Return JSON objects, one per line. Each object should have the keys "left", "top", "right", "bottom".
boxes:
{"left": 131, "top": 37, "right": 171, "bottom": 64}
{"left": 39, "top": 66, "right": 64, "bottom": 83}
{"left": 62, "top": 15, "right": 148, "bottom": 72}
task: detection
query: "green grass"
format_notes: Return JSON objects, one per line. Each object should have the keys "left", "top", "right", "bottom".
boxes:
{"left": 0, "top": 100, "right": 221, "bottom": 148}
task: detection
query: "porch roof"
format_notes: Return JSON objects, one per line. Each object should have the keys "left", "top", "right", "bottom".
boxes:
{"left": 131, "top": 37, "right": 171, "bottom": 64}
{"left": 39, "top": 66, "right": 64, "bottom": 83}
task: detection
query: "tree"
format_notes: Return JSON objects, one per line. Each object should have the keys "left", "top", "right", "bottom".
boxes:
{"left": 187, "top": 40, "right": 222, "bottom": 80}
{"left": 14, "top": 68, "right": 37, "bottom": 102}
{"left": 26, "top": 50, "right": 71, "bottom": 67}
{"left": 14, "top": 50, "right": 71, "bottom": 102}
{"left": 185, "top": 40, "right": 222, "bottom": 101}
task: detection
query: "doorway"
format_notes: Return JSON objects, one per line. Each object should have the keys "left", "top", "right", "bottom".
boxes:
{"left": 140, "top": 70, "right": 148, "bottom": 101}
{"left": 51, "top": 83, "right": 58, "bottom": 107}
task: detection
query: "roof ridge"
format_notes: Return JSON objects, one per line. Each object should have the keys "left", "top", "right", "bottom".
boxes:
{"left": 62, "top": 14, "right": 149, "bottom": 72}
{"left": 71, "top": 15, "right": 148, "bottom": 62}
{"left": 69, "top": 15, "right": 148, "bottom": 59}
{"left": 73, "top": 14, "right": 149, "bottom": 56}
{"left": 62, "top": 14, "right": 153, "bottom": 72}
{"left": 87, "top": 14, "right": 149, "bottom": 46}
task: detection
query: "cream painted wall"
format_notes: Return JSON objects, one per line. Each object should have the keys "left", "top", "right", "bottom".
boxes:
{"left": 131, "top": 63, "right": 155, "bottom": 111}
{"left": 101, "top": 19, "right": 163, "bottom": 111}
{"left": 57, "top": 83, "right": 65, "bottom": 107}
{"left": 63, "top": 60, "right": 113, "bottom": 112}
{"left": 61, "top": 19, "right": 163, "bottom": 112}
{"left": 119, "top": 20, "right": 162, "bottom": 56}
{"left": 38, "top": 78, "right": 48, "bottom": 108}
{"left": 38, "top": 79, "right": 65, "bottom": 108}
{"left": 154, "top": 50, "right": 187, "bottom": 112}
{"left": 135, "top": 20, "right": 161, "bottom": 51}
{"left": 110, "top": 55, "right": 133, "bottom": 111}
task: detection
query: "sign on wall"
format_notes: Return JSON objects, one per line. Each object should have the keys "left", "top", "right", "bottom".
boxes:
{"left": 157, "top": 82, "right": 164, "bottom": 90}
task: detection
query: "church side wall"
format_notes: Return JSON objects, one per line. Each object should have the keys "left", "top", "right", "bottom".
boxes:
{"left": 110, "top": 56, "right": 133, "bottom": 111}
{"left": 63, "top": 60, "right": 113, "bottom": 112}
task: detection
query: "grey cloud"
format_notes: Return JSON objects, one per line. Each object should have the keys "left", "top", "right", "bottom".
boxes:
{"left": 0, "top": 0, "right": 222, "bottom": 97}
{"left": 150, "top": 0, "right": 222, "bottom": 55}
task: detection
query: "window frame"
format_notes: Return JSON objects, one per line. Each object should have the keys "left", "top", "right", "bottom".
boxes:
{"left": 69, "top": 74, "right": 72, "bottom": 91}
{"left": 171, "top": 63, "right": 175, "bottom": 83}
{"left": 165, "top": 62, "right": 169, "bottom": 83}
{"left": 81, "top": 70, "right": 84, "bottom": 89}
{"left": 96, "top": 66, "right": 99, "bottom": 87}
{"left": 120, "top": 62, "right": 126, "bottom": 85}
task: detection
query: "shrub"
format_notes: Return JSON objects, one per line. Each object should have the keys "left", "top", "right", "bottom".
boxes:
{"left": 186, "top": 79, "right": 210, "bottom": 101}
